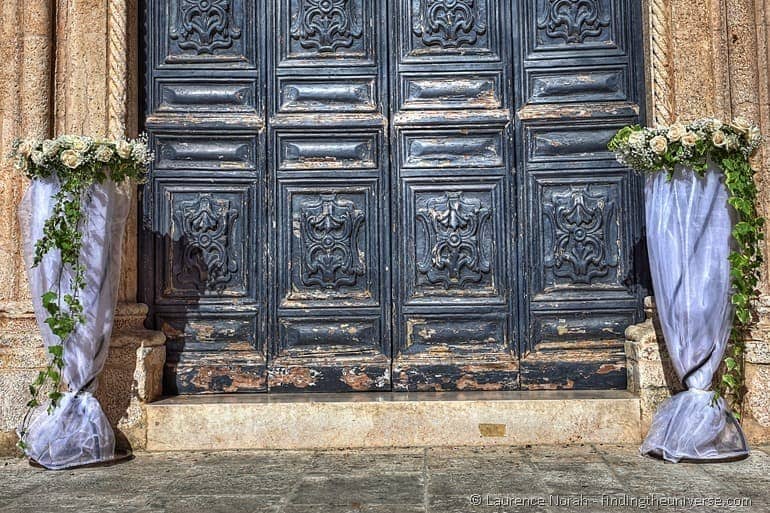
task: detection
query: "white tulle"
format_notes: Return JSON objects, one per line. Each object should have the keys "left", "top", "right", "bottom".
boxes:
{"left": 641, "top": 165, "right": 749, "bottom": 462}
{"left": 18, "top": 177, "right": 131, "bottom": 470}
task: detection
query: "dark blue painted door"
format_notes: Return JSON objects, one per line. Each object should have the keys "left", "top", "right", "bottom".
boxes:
{"left": 142, "top": 0, "right": 647, "bottom": 393}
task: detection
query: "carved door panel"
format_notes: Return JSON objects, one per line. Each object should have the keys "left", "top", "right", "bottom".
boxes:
{"left": 143, "top": 0, "right": 268, "bottom": 393}
{"left": 390, "top": 0, "right": 519, "bottom": 390}
{"left": 516, "top": 0, "right": 647, "bottom": 389}
{"left": 265, "top": 0, "right": 391, "bottom": 391}
{"left": 143, "top": 0, "right": 647, "bottom": 394}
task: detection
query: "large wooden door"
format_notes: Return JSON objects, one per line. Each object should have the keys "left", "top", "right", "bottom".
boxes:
{"left": 142, "top": 0, "right": 647, "bottom": 393}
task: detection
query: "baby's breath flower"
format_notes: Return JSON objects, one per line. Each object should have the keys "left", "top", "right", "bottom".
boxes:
{"left": 31, "top": 151, "right": 45, "bottom": 166}
{"left": 42, "top": 140, "right": 58, "bottom": 158}
{"left": 17, "top": 140, "right": 34, "bottom": 158}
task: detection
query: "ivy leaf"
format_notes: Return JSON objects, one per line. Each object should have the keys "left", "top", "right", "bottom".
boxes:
{"left": 722, "top": 374, "right": 738, "bottom": 390}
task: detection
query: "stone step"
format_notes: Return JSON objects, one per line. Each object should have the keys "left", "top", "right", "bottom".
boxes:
{"left": 145, "top": 390, "right": 641, "bottom": 451}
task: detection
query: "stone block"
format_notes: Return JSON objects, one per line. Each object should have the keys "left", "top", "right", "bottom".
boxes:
{"left": 146, "top": 391, "right": 642, "bottom": 451}
{"left": 746, "top": 338, "right": 770, "bottom": 365}
{"left": 744, "top": 362, "right": 770, "bottom": 443}
{"left": 625, "top": 318, "right": 681, "bottom": 391}
{"left": 638, "top": 387, "right": 674, "bottom": 435}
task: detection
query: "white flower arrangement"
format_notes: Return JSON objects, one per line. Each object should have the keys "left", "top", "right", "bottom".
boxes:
{"left": 11, "top": 134, "right": 151, "bottom": 181}
{"left": 608, "top": 117, "right": 761, "bottom": 175}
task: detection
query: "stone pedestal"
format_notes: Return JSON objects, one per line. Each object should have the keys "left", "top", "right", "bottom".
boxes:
{"left": 624, "top": 298, "right": 683, "bottom": 435}
{"left": 0, "top": 302, "right": 165, "bottom": 455}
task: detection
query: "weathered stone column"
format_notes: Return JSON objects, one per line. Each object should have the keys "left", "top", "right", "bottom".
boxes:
{"left": 0, "top": 0, "right": 54, "bottom": 456}
{"left": 740, "top": 0, "right": 770, "bottom": 444}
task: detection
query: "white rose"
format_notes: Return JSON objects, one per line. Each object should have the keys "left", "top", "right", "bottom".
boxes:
{"left": 60, "top": 149, "right": 82, "bottom": 169}
{"left": 712, "top": 130, "right": 728, "bottom": 148}
{"left": 667, "top": 123, "right": 686, "bottom": 142}
{"left": 116, "top": 140, "right": 132, "bottom": 159}
{"left": 649, "top": 135, "right": 668, "bottom": 155}
{"left": 71, "top": 138, "right": 90, "bottom": 152}
{"left": 681, "top": 131, "right": 699, "bottom": 147}
{"left": 709, "top": 119, "right": 723, "bottom": 131}
{"left": 627, "top": 130, "right": 646, "bottom": 149}
{"left": 95, "top": 145, "right": 114, "bottom": 163}
{"left": 731, "top": 117, "right": 752, "bottom": 135}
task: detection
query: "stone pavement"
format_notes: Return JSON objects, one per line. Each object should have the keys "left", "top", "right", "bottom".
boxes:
{"left": 1, "top": 444, "right": 769, "bottom": 513}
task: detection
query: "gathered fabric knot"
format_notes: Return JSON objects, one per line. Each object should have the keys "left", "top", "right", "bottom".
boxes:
{"left": 685, "top": 387, "right": 713, "bottom": 394}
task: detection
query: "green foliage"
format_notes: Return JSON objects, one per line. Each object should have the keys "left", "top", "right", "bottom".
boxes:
{"left": 10, "top": 135, "right": 150, "bottom": 451}
{"left": 609, "top": 118, "right": 764, "bottom": 417}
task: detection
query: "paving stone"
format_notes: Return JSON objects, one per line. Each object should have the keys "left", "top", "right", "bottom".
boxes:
{"left": 428, "top": 468, "right": 546, "bottom": 499}
{"left": 167, "top": 471, "right": 296, "bottom": 499}
{"left": 426, "top": 446, "right": 531, "bottom": 472}
{"left": 0, "top": 494, "right": 150, "bottom": 513}
{"left": 288, "top": 474, "right": 424, "bottom": 506}
{"left": 304, "top": 449, "right": 424, "bottom": 475}
{"left": 144, "top": 495, "right": 281, "bottom": 513}
{"left": 283, "top": 505, "right": 425, "bottom": 513}
{"left": 0, "top": 446, "right": 769, "bottom": 513}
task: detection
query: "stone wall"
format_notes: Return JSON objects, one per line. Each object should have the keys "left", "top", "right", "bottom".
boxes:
{"left": 0, "top": 0, "right": 769, "bottom": 455}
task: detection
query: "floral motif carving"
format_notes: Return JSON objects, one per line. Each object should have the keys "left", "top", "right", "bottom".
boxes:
{"left": 416, "top": 192, "right": 492, "bottom": 289}
{"left": 290, "top": 0, "right": 363, "bottom": 53}
{"left": 537, "top": 0, "right": 609, "bottom": 44}
{"left": 175, "top": 194, "right": 239, "bottom": 292}
{"left": 299, "top": 194, "right": 365, "bottom": 289}
{"left": 170, "top": 0, "right": 242, "bottom": 55}
{"left": 412, "top": 0, "right": 487, "bottom": 49}
{"left": 543, "top": 187, "right": 616, "bottom": 284}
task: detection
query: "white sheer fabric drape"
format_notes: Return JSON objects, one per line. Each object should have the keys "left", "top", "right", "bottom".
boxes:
{"left": 641, "top": 165, "right": 749, "bottom": 462}
{"left": 18, "top": 177, "right": 131, "bottom": 470}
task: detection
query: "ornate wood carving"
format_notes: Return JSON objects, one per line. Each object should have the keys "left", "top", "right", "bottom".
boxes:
{"left": 416, "top": 192, "right": 492, "bottom": 289}
{"left": 299, "top": 194, "right": 366, "bottom": 289}
{"left": 175, "top": 194, "right": 239, "bottom": 291}
{"left": 537, "top": 0, "right": 609, "bottom": 43}
{"left": 170, "top": 0, "right": 242, "bottom": 55}
{"left": 543, "top": 187, "right": 616, "bottom": 284}
{"left": 290, "top": 0, "right": 363, "bottom": 52}
{"left": 412, "top": 0, "right": 487, "bottom": 49}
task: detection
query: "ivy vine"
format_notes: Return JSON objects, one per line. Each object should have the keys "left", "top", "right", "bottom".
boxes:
{"left": 10, "top": 135, "right": 150, "bottom": 450}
